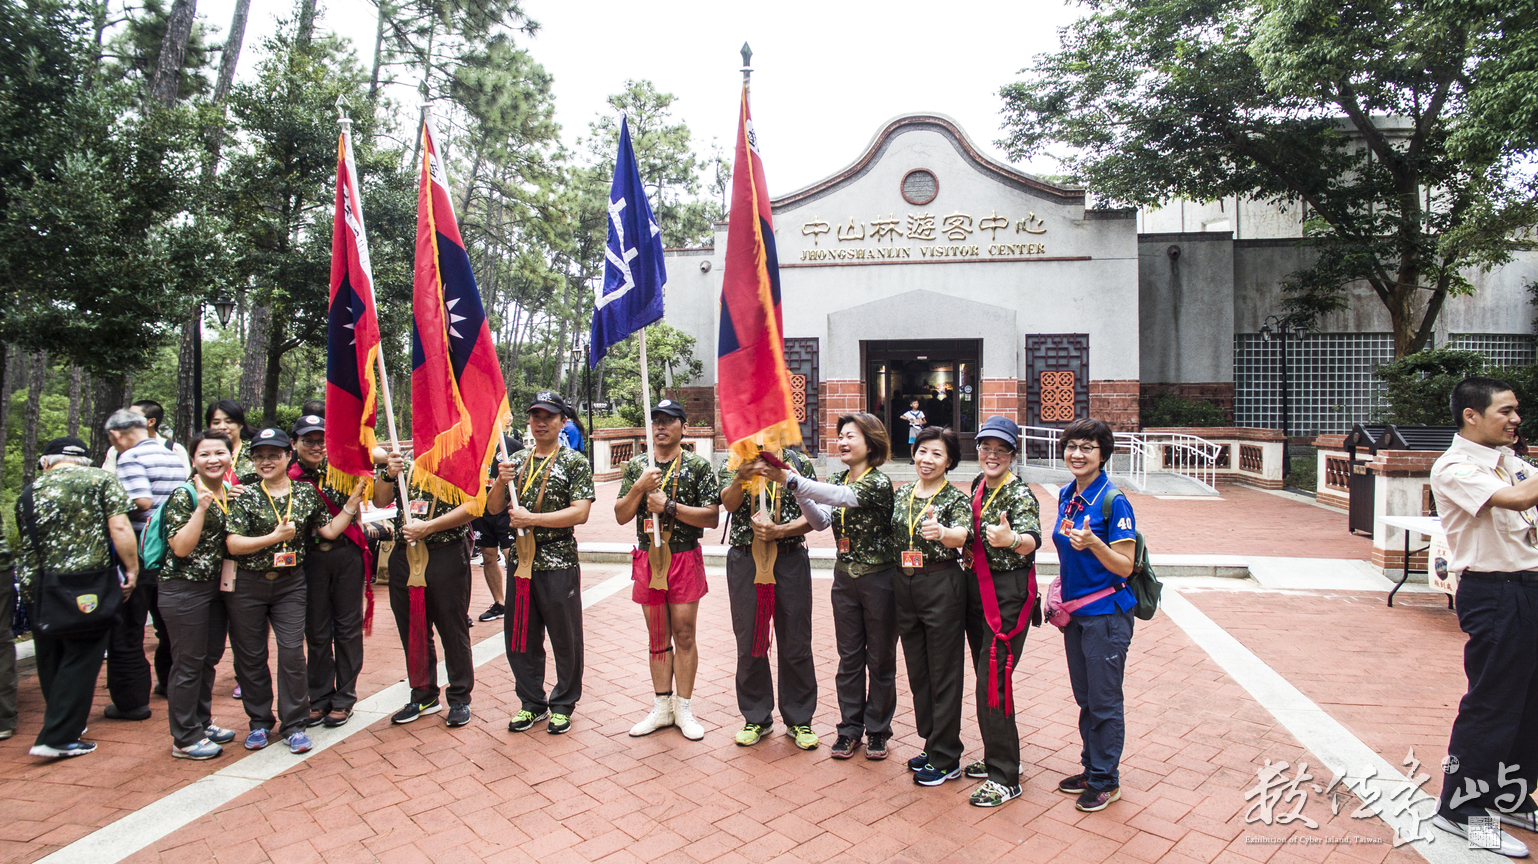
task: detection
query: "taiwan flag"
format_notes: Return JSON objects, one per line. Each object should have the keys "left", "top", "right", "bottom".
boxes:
{"left": 410, "top": 112, "right": 511, "bottom": 515}
{"left": 324, "top": 122, "right": 382, "bottom": 495}
{"left": 718, "top": 82, "right": 800, "bottom": 465}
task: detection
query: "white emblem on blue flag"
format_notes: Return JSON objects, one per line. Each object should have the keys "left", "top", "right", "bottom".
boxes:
{"left": 589, "top": 116, "right": 667, "bottom": 366}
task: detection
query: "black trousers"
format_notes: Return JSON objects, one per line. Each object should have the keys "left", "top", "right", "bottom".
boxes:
{"left": 158, "top": 578, "right": 227, "bottom": 747}
{"left": 107, "top": 579, "right": 170, "bottom": 711}
{"left": 726, "top": 546, "right": 817, "bottom": 728}
{"left": 894, "top": 563, "right": 968, "bottom": 772}
{"left": 33, "top": 629, "right": 110, "bottom": 748}
{"left": 506, "top": 565, "right": 583, "bottom": 715}
{"left": 305, "top": 542, "right": 366, "bottom": 713}
{"left": 227, "top": 568, "right": 308, "bottom": 736}
{"left": 831, "top": 565, "right": 899, "bottom": 739}
{"left": 1440, "top": 575, "right": 1538, "bottom": 817}
{"left": 389, "top": 540, "right": 474, "bottom": 706}
{"left": 965, "top": 567, "right": 1034, "bottom": 787}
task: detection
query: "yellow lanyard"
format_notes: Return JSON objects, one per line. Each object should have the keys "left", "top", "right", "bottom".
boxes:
{"left": 260, "top": 480, "right": 295, "bottom": 526}
{"left": 520, "top": 449, "right": 559, "bottom": 497}
{"left": 197, "top": 478, "right": 229, "bottom": 516}
{"left": 659, "top": 456, "right": 679, "bottom": 487}
{"left": 906, "top": 482, "right": 941, "bottom": 547}
{"left": 981, "top": 472, "right": 1013, "bottom": 518}
{"left": 838, "top": 467, "right": 871, "bottom": 533}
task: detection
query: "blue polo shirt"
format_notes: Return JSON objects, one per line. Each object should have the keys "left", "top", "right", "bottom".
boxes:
{"left": 1052, "top": 472, "right": 1137, "bottom": 616}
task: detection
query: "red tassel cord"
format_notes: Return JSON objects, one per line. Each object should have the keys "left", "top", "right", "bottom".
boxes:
{"left": 751, "top": 583, "right": 776, "bottom": 657}
{"left": 362, "top": 580, "right": 375, "bottom": 637}
{"left": 511, "top": 577, "right": 532, "bottom": 653}
{"left": 646, "top": 600, "right": 670, "bottom": 656}
{"left": 406, "top": 585, "right": 429, "bottom": 689}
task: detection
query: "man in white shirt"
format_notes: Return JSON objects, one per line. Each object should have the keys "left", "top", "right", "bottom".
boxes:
{"left": 101, "top": 400, "right": 192, "bottom": 478}
{"left": 1430, "top": 376, "right": 1538, "bottom": 857}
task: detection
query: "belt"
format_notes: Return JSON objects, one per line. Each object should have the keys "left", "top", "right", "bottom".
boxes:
{"left": 731, "top": 541, "right": 806, "bottom": 550}
{"left": 1461, "top": 570, "right": 1538, "bottom": 584}
{"left": 238, "top": 567, "right": 297, "bottom": 581}
{"left": 902, "top": 560, "right": 959, "bottom": 575}
{"left": 834, "top": 560, "right": 895, "bottom": 578}
{"left": 427, "top": 537, "right": 466, "bottom": 551}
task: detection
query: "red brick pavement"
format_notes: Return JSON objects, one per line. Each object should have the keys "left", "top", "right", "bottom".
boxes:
{"left": 1, "top": 568, "right": 1449, "bottom": 864}
{"left": 576, "top": 481, "right": 1372, "bottom": 561}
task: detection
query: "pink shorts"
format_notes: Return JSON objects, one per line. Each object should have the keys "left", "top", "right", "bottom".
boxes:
{"left": 631, "top": 546, "right": 708, "bottom": 605}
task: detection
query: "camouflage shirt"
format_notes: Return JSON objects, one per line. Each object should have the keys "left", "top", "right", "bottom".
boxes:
{"left": 374, "top": 454, "right": 471, "bottom": 547}
{"left": 292, "top": 457, "right": 349, "bottom": 546}
{"left": 967, "top": 474, "right": 1042, "bottom": 574}
{"left": 161, "top": 483, "right": 228, "bottom": 582}
{"left": 14, "top": 465, "right": 132, "bottom": 604}
{"left": 502, "top": 444, "right": 595, "bottom": 571}
{"left": 829, "top": 467, "right": 898, "bottom": 569}
{"left": 619, "top": 450, "right": 720, "bottom": 552}
{"left": 231, "top": 443, "right": 258, "bottom": 487}
{"left": 0, "top": 514, "right": 12, "bottom": 574}
{"left": 719, "top": 450, "right": 817, "bottom": 549}
{"left": 226, "top": 480, "right": 329, "bottom": 572}
{"left": 891, "top": 480, "right": 972, "bottom": 566}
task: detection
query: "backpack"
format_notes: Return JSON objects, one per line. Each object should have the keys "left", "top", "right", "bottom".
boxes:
{"left": 1101, "top": 488, "right": 1160, "bottom": 621}
{"left": 140, "top": 482, "right": 196, "bottom": 575}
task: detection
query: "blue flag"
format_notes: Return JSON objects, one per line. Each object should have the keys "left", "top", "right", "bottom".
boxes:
{"left": 590, "top": 116, "right": 666, "bottom": 367}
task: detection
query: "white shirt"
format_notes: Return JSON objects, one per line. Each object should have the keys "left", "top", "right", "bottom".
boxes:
{"left": 1430, "top": 434, "right": 1538, "bottom": 574}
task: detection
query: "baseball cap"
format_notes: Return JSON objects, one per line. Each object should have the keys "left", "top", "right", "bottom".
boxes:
{"left": 293, "top": 414, "right": 324, "bottom": 437}
{"left": 651, "top": 399, "right": 687, "bottom": 422}
{"left": 42, "top": 436, "right": 89, "bottom": 457}
{"left": 529, "top": 390, "right": 567, "bottom": 414}
{"left": 250, "top": 427, "right": 292, "bottom": 450}
{"left": 975, "top": 416, "right": 1020, "bottom": 450}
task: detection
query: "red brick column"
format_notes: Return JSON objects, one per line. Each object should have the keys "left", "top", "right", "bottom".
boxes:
{"left": 821, "top": 378, "right": 862, "bottom": 450}
{"left": 979, "top": 378, "right": 1018, "bottom": 424}
{"left": 1089, "top": 379, "right": 1140, "bottom": 431}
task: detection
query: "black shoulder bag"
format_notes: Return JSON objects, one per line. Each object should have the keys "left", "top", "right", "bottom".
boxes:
{"left": 19, "top": 482, "right": 125, "bottom": 637}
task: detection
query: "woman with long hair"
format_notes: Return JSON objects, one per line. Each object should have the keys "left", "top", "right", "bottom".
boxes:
{"left": 205, "top": 400, "right": 257, "bottom": 487}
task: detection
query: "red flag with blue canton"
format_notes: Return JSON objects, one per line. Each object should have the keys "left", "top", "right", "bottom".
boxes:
{"left": 325, "top": 125, "right": 383, "bottom": 497}
{"left": 718, "top": 83, "right": 800, "bottom": 466}
{"left": 410, "top": 113, "right": 511, "bottom": 517}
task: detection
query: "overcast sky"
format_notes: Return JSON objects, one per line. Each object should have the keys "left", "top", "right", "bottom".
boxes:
{"left": 194, "top": 0, "right": 1085, "bottom": 193}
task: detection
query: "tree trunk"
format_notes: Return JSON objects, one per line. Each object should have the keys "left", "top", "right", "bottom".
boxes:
{"left": 239, "top": 302, "right": 271, "bottom": 410}
{"left": 67, "top": 365, "right": 83, "bottom": 437}
{"left": 295, "top": 0, "right": 319, "bottom": 48}
{"left": 213, "top": 0, "right": 249, "bottom": 103}
{"left": 174, "top": 306, "right": 199, "bottom": 448}
{"left": 368, "top": 0, "right": 387, "bottom": 99}
{"left": 262, "top": 338, "right": 284, "bottom": 427}
{"left": 21, "top": 350, "right": 48, "bottom": 486}
{"left": 0, "top": 345, "right": 12, "bottom": 479}
{"left": 148, "top": 0, "right": 198, "bottom": 108}
{"left": 89, "top": 373, "right": 131, "bottom": 466}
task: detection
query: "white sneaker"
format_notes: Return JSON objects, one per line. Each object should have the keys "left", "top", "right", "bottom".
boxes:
{"left": 628, "top": 694, "right": 674, "bottom": 737}
{"left": 1434, "top": 813, "right": 1530, "bottom": 858}
{"left": 674, "top": 696, "right": 704, "bottom": 741}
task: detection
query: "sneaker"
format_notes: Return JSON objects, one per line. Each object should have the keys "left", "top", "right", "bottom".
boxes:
{"left": 507, "top": 709, "right": 549, "bottom": 732}
{"left": 205, "top": 725, "right": 236, "bottom": 745}
{"left": 547, "top": 713, "right": 572, "bottom": 734}
{"left": 153, "top": 682, "right": 167, "bottom": 697}
{"left": 477, "top": 603, "right": 505, "bottom": 622}
{"left": 391, "top": 699, "right": 442, "bottom": 725}
{"left": 1495, "top": 810, "right": 1538, "bottom": 833}
{"left": 830, "top": 735, "right": 861, "bottom": 759}
{"left": 674, "top": 697, "right": 704, "bottom": 741}
{"left": 29, "top": 740, "right": 97, "bottom": 759}
{"left": 735, "top": 723, "right": 770, "bottom": 746}
{"left": 965, "top": 759, "right": 988, "bottom": 779}
{"left": 0, "top": 729, "right": 13, "bottom": 740}
{"left": 445, "top": 704, "right": 471, "bottom": 727}
{"left": 1435, "top": 813, "right": 1531, "bottom": 858}
{"left": 470, "top": 552, "right": 484, "bottom": 566}
{"left": 322, "top": 709, "right": 352, "bottom": 728}
{"left": 233, "top": 684, "right": 242, "bottom": 699}
{"left": 1057, "top": 772, "right": 1091, "bottom": 794}
{"left": 104, "top": 704, "right": 151, "bottom": 721}
{"left": 172, "top": 738, "right": 223, "bottom": 761}
{"left": 865, "top": 733, "right": 889, "bottom": 760}
{"left": 243, "top": 729, "right": 270, "bottom": 750}
{"left": 305, "top": 708, "right": 326, "bottom": 728}
{"left": 907, "top": 751, "right": 931, "bottom": 772}
{"left": 629, "top": 694, "right": 674, "bottom": 737}
{"left": 1075, "top": 787, "right": 1121, "bottom": 812}
{"left": 287, "top": 731, "right": 313, "bottom": 754}
{"left": 787, "top": 725, "right": 819, "bottom": 750}
{"left": 970, "top": 780, "right": 1023, "bottom": 808}
{"left": 914, "top": 764, "right": 963, "bottom": 787}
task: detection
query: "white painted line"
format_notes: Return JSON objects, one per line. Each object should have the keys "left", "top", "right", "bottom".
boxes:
{"left": 35, "top": 570, "right": 634, "bottom": 864}
{"left": 1160, "top": 590, "right": 1502, "bottom": 863}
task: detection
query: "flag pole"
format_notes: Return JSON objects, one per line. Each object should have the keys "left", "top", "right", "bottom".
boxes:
{"left": 639, "top": 327, "right": 661, "bottom": 546}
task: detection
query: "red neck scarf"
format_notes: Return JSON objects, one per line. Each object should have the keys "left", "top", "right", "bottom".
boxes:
{"left": 971, "top": 478, "right": 1035, "bottom": 713}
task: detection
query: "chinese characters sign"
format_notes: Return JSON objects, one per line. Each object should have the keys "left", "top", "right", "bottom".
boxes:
{"left": 796, "top": 208, "right": 1051, "bottom": 263}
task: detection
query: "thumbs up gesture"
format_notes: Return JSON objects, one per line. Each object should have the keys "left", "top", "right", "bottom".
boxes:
{"left": 1068, "top": 521, "right": 1097, "bottom": 552}
{"left": 986, "top": 513, "right": 1014, "bottom": 548}
{"left": 919, "top": 507, "right": 944, "bottom": 542}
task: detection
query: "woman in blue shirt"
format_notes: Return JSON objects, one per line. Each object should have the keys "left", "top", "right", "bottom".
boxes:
{"left": 1050, "top": 418, "right": 1137, "bottom": 814}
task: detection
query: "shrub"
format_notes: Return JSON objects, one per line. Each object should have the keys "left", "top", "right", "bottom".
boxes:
{"left": 1141, "top": 392, "right": 1226, "bottom": 427}
{"left": 1374, "top": 349, "right": 1489, "bottom": 426}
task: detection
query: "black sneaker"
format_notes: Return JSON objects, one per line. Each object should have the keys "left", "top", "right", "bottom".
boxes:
{"left": 914, "top": 764, "right": 963, "bottom": 787}
{"left": 865, "top": 733, "right": 890, "bottom": 761}
{"left": 507, "top": 709, "right": 549, "bottom": 732}
{"left": 830, "top": 735, "right": 861, "bottom": 760}
{"left": 547, "top": 712, "right": 572, "bottom": 734}
{"left": 391, "top": 698, "right": 442, "bottom": 725}
{"left": 1075, "top": 787, "right": 1121, "bottom": 812}
{"left": 907, "top": 751, "right": 930, "bottom": 772}
{"left": 1057, "top": 772, "right": 1091, "bottom": 794}
{"left": 445, "top": 703, "right": 471, "bottom": 727}
{"left": 478, "top": 603, "right": 505, "bottom": 622}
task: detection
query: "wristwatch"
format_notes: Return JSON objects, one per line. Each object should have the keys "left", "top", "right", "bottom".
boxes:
{"left": 664, "top": 499, "right": 678, "bottom": 518}
{"left": 785, "top": 473, "right": 800, "bottom": 492}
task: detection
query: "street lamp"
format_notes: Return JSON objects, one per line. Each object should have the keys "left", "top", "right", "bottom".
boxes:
{"left": 1260, "top": 315, "right": 1309, "bottom": 483}
{"left": 193, "top": 292, "right": 236, "bottom": 437}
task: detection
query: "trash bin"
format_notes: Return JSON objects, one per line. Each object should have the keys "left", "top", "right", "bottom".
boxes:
{"left": 1344, "top": 424, "right": 1389, "bottom": 536}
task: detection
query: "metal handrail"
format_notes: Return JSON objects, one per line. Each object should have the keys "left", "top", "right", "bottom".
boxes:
{"left": 1020, "top": 425, "right": 1220, "bottom": 492}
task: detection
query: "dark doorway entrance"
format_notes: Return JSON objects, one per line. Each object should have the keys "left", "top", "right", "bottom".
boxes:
{"left": 865, "top": 339, "right": 982, "bottom": 459}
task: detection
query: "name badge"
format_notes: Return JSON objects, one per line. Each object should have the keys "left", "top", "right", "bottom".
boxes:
{"left": 409, "top": 499, "right": 429, "bottom": 517}
{"left": 837, "top": 537, "right": 851, "bottom": 554}
{"left": 273, "top": 551, "right": 297, "bottom": 568}
{"left": 901, "top": 550, "right": 923, "bottom": 569}
{"left": 1059, "top": 517, "right": 1077, "bottom": 536}
{"left": 643, "top": 517, "right": 656, "bottom": 534}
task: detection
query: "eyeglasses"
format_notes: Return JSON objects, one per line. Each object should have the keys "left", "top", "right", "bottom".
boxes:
{"left": 1063, "top": 443, "right": 1100, "bottom": 454}
{"left": 250, "top": 453, "right": 286, "bottom": 463}
{"left": 976, "top": 445, "right": 1013, "bottom": 457}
